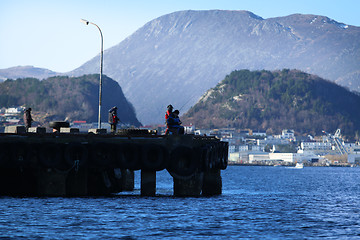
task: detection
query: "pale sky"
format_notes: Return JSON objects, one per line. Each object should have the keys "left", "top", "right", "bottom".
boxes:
{"left": 0, "top": 0, "right": 359, "bottom": 72}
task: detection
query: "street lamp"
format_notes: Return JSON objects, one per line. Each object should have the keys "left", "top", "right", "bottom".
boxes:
{"left": 81, "top": 18, "right": 103, "bottom": 129}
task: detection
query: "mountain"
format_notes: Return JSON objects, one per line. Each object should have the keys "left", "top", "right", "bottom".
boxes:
{"left": 67, "top": 10, "right": 360, "bottom": 125}
{"left": 182, "top": 69, "right": 360, "bottom": 137}
{"left": 0, "top": 66, "right": 58, "bottom": 81}
{"left": 0, "top": 74, "right": 141, "bottom": 126}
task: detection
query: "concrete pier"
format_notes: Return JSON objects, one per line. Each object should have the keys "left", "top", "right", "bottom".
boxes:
{"left": 66, "top": 168, "right": 88, "bottom": 196}
{"left": 141, "top": 170, "right": 156, "bottom": 196}
{"left": 37, "top": 168, "right": 67, "bottom": 197}
{"left": 0, "top": 131, "right": 227, "bottom": 197}
{"left": 202, "top": 169, "right": 222, "bottom": 196}
{"left": 173, "top": 172, "right": 203, "bottom": 197}
{"left": 121, "top": 169, "right": 134, "bottom": 191}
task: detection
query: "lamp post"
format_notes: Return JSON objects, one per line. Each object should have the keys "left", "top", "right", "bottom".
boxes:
{"left": 81, "top": 19, "right": 103, "bottom": 129}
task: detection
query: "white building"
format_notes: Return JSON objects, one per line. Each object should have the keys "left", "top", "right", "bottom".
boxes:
{"left": 269, "top": 153, "right": 297, "bottom": 163}
{"left": 301, "top": 141, "right": 332, "bottom": 151}
{"left": 249, "top": 153, "right": 270, "bottom": 162}
{"left": 348, "top": 152, "right": 360, "bottom": 164}
{"left": 239, "top": 145, "right": 249, "bottom": 152}
{"left": 229, "top": 145, "right": 236, "bottom": 153}
{"left": 281, "top": 129, "right": 295, "bottom": 139}
{"left": 252, "top": 131, "right": 266, "bottom": 137}
{"left": 5, "top": 107, "right": 25, "bottom": 116}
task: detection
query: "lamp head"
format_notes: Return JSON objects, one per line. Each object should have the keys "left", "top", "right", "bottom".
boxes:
{"left": 80, "top": 19, "right": 89, "bottom": 25}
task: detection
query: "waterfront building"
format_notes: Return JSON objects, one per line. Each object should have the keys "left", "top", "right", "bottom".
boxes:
{"left": 300, "top": 141, "right": 332, "bottom": 151}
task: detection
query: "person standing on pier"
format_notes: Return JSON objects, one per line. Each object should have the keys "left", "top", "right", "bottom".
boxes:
{"left": 165, "top": 104, "right": 173, "bottom": 135}
{"left": 108, "top": 106, "right": 120, "bottom": 133}
{"left": 23, "top": 107, "right": 33, "bottom": 131}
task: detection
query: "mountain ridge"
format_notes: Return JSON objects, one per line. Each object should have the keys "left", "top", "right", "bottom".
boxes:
{"left": 0, "top": 74, "right": 141, "bottom": 126}
{"left": 182, "top": 69, "right": 360, "bottom": 137}
{"left": 68, "top": 10, "right": 360, "bottom": 124}
{"left": 1, "top": 10, "right": 359, "bottom": 125}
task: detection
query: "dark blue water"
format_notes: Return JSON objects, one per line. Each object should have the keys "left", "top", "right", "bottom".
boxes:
{"left": 1, "top": 166, "right": 360, "bottom": 239}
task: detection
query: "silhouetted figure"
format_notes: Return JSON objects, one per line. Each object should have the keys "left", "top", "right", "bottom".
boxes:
{"left": 108, "top": 106, "right": 120, "bottom": 133}
{"left": 23, "top": 108, "right": 33, "bottom": 131}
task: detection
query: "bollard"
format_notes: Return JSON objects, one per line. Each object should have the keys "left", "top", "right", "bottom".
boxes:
{"left": 88, "top": 128, "right": 107, "bottom": 134}
{"left": 28, "top": 127, "right": 46, "bottom": 134}
{"left": 141, "top": 170, "right": 156, "bottom": 196}
{"left": 202, "top": 169, "right": 222, "bottom": 196}
{"left": 5, "top": 125, "right": 26, "bottom": 134}
{"left": 173, "top": 172, "right": 203, "bottom": 197}
{"left": 60, "top": 128, "right": 80, "bottom": 133}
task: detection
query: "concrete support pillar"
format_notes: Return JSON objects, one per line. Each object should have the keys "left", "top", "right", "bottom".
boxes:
{"left": 66, "top": 168, "right": 88, "bottom": 196}
{"left": 202, "top": 169, "right": 222, "bottom": 196}
{"left": 141, "top": 170, "right": 156, "bottom": 196}
{"left": 37, "top": 168, "right": 67, "bottom": 197}
{"left": 173, "top": 172, "right": 203, "bottom": 197}
{"left": 121, "top": 169, "right": 134, "bottom": 191}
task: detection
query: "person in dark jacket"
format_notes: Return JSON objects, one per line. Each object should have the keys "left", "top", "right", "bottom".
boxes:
{"left": 108, "top": 106, "right": 120, "bottom": 133}
{"left": 166, "top": 109, "right": 184, "bottom": 135}
{"left": 23, "top": 107, "right": 33, "bottom": 131}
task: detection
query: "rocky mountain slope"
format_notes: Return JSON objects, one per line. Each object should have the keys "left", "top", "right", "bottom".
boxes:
{"left": 0, "top": 74, "right": 141, "bottom": 126}
{"left": 182, "top": 69, "right": 360, "bottom": 137}
{"left": 2, "top": 10, "right": 359, "bottom": 124}
{"left": 68, "top": 10, "right": 360, "bottom": 124}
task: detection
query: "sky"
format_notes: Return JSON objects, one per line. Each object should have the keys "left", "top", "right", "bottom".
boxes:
{"left": 0, "top": 0, "right": 359, "bottom": 73}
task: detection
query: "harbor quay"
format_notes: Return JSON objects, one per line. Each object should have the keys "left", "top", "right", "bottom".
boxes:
{"left": 0, "top": 126, "right": 228, "bottom": 197}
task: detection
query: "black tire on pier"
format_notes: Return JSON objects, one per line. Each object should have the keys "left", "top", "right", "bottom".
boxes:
{"left": 38, "top": 143, "right": 64, "bottom": 169}
{"left": 141, "top": 144, "right": 169, "bottom": 171}
{"left": 89, "top": 142, "right": 117, "bottom": 169}
{"left": 118, "top": 143, "right": 142, "bottom": 170}
{"left": 203, "top": 144, "right": 216, "bottom": 170}
{"left": 219, "top": 142, "right": 229, "bottom": 170}
{"left": 49, "top": 121, "right": 70, "bottom": 129}
{"left": 167, "top": 146, "right": 199, "bottom": 180}
{"left": 64, "top": 142, "right": 88, "bottom": 168}
{"left": 0, "top": 142, "right": 12, "bottom": 167}
{"left": 11, "top": 142, "right": 33, "bottom": 168}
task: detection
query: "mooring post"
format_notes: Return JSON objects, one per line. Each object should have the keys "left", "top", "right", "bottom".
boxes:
{"left": 202, "top": 169, "right": 222, "bottom": 196}
{"left": 173, "top": 172, "right": 203, "bottom": 197}
{"left": 121, "top": 169, "right": 134, "bottom": 191}
{"left": 141, "top": 170, "right": 156, "bottom": 196}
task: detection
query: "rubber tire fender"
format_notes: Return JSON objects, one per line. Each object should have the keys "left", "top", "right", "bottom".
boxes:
{"left": 89, "top": 142, "right": 117, "bottom": 168}
{"left": 11, "top": 142, "right": 33, "bottom": 168}
{"left": 0, "top": 142, "right": 12, "bottom": 167}
{"left": 167, "top": 146, "right": 199, "bottom": 180}
{"left": 64, "top": 142, "right": 88, "bottom": 168}
{"left": 118, "top": 143, "right": 142, "bottom": 170}
{"left": 49, "top": 121, "right": 70, "bottom": 129}
{"left": 38, "top": 143, "right": 64, "bottom": 169}
{"left": 219, "top": 141, "right": 229, "bottom": 170}
{"left": 141, "top": 144, "right": 169, "bottom": 171}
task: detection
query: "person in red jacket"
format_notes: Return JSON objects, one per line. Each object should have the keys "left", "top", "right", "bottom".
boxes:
{"left": 165, "top": 104, "right": 173, "bottom": 135}
{"left": 108, "top": 106, "right": 120, "bottom": 133}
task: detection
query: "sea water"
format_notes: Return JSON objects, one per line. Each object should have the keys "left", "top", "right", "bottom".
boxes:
{"left": 1, "top": 166, "right": 360, "bottom": 239}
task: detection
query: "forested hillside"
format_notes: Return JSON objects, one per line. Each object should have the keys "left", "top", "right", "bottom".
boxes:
{"left": 0, "top": 74, "right": 141, "bottom": 126}
{"left": 183, "top": 69, "right": 360, "bottom": 137}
